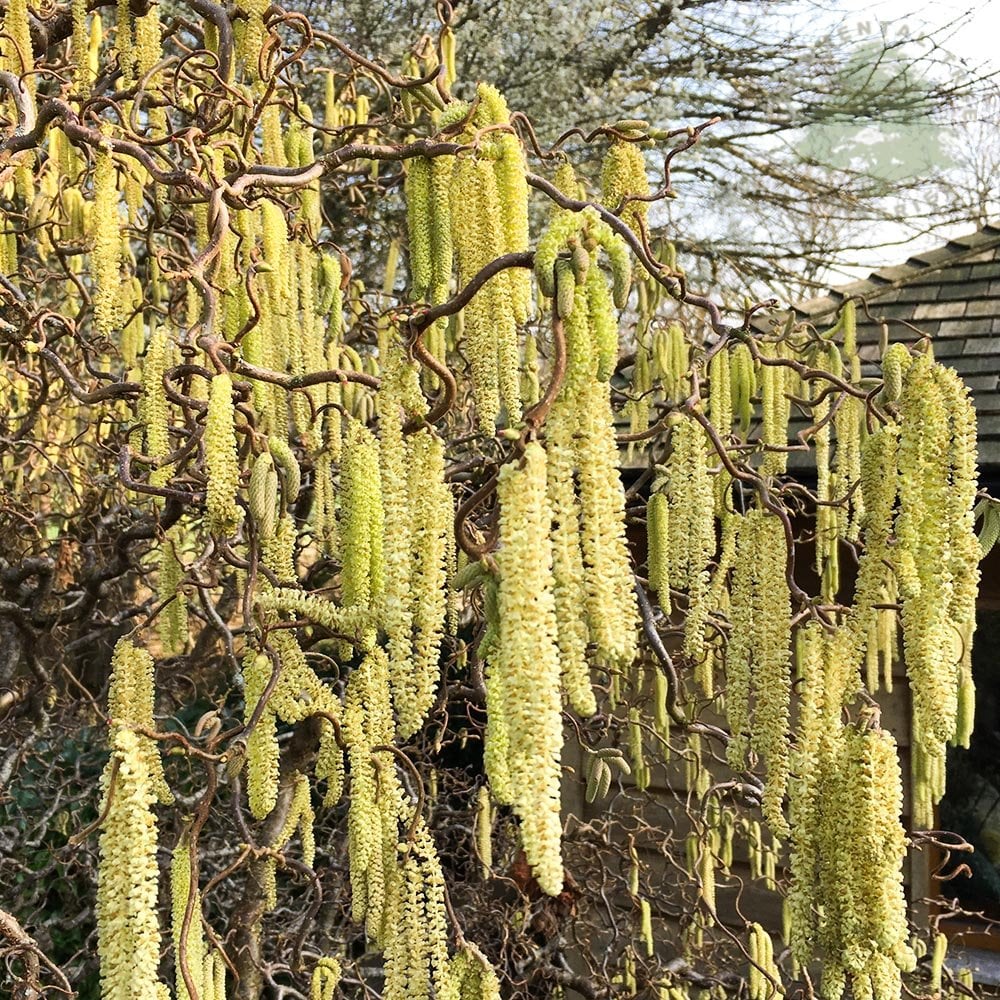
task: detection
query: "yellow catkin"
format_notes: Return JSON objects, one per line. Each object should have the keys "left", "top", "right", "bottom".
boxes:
{"left": 476, "top": 83, "right": 532, "bottom": 323}
{"left": 725, "top": 511, "right": 791, "bottom": 835}
{"left": 249, "top": 450, "right": 279, "bottom": 540}
{"left": 708, "top": 345, "right": 733, "bottom": 511}
{"left": 894, "top": 356, "right": 980, "bottom": 821}
{"left": 339, "top": 419, "right": 385, "bottom": 618}
{"left": 543, "top": 256, "right": 636, "bottom": 672}
{"left": 587, "top": 260, "right": 619, "bottom": 382}
{"left": 108, "top": 638, "right": 172, "bottom": 803}
{"left": 404, "top": 429, "right": 452, "bottom": 733}
{"left": 667, "top": 415, "right": 715, "bottom": 666}
{"left": 759, "top": 342, "right": 790, "bottom": 476}
{"left": 813, "top": 343, "right": 840, "bottom": 600}
{"left": 789, "top": 627, "right": 915, "bottom": 1000}
{"left": 896, "top": 360, "right": 955, "bottom": 743}
{"left": 429, "top": 152, "right": 454, "bottom": 305}
{"left": 646, "top": 489, "right": 670, "bottom": 613}
{"left": 383, "top": 819, "right": 451, "bottom": 1000}
{"left": 315, "top": 716, "right": 345, "bottom": 809}
{"left": 205, "top": 371, "right": 244, "bottom": 535}
{"left": 267, "top": 435, "right": 301, "bottom": 509}
{"left": 448, "top": 942, "right": 502, "bottom": 1000}
{"left": 450, "top": 152, "right": 520, "bottom": 427}
{"left": 134, "top": 4, "right": 162, "bottom": 80}
{"left": 96, "top": 728, "right": 163, "bottom": 1000}
{"left": 730, "top": 342, "right": 756, "bottom": 435}
{"left": 847, "top": 426, "right": 899, "bottom": 671}
{"left": 158, "top": 528, "right": 188, "bottom": 655}
{"left": 937, "top": 364, "right": 980, "bottom": 742}
{"left": 91, "top": 145, "right": 122, "bottom": 336}
{"left": 261, "top": 512, "right": 297, "bottom": 584}
{"left": 833, "top": 356, "right": 864, "bottom": 542}
{"left": 170, "top": 843, "right": 206, "bottom": 1000}
{"left": 546, "top": 411, "right": 595, "bottom": 715}
{"left": 243, "top": 652, "right": 280, "bottom": 819}
{"left": 377, "top": 360, "right": 453, "bottom": 736}
{"left": 2, "top": 0, "right": 34, "bottom": 94}
{"left": 273, "top": 771, "right": 315, "bottom": 871}
{"left": 483, "top": 648, "right": 515, "bottom": 806}
{"left": 140, "top": 325, "right": 171, "bottom": 487}
{"left": 574, "top": 382, "right": 638, "bottom": 668}
{"left": 474, "top": 785, "right": 493, "bottom": 877}
{"left": 310, "top": 958, "right": 342, "bottom": 1000}
{"left": 493, "top": 441, "right": 565, "bottom": 895}
{"left": 344, "top": 647, "right": 404, "bottom": 945}
{"left": 405, "top": 156, "right": 433, "bottom": 298}
{"left": 71, "top": 0, "right": 92, "bottom": 92}
{"left": 601, "top": 138, "right": 650, "bottom": 235}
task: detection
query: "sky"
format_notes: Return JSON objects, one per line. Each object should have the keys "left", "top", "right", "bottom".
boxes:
{"left": 831, "top": 0, "right": 1000, "bottom": 275}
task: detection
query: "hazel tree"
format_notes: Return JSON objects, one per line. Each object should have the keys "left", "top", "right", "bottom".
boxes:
{"left": 0, "top": 4, "right": 991, "bottom": 1000}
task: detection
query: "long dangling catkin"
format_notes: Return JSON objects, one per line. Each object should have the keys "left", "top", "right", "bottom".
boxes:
{"left": 339, "top": 419, "right": 385, "bottom": 617}
{"left": 96, "top": 728, "right": 164, "bottom": 1000}
{"left": 601, "top": 138, "right": 649, "bottom": 235}
{"left": 895, "top": 357, "right": 955, "bottom": 746}
{"left": 759, "top": 342, "right": 789, "bottom": 476}
{"left": 2, "top": 0, "right": 34, "bottom": 93}
{"left": 541, "top": 240, "right": 637, "bottom": 671}
{"left": 937, "top": 363, "right": 980, "bottom": 742}
{"left": 833, "top": 358, "right": 864, "bottom": 542}
{"left": 205, "top": 371, "right": 244, "bottom": 536}
{"left": 383, "top": 818, "right": 452, "bottom": 1000}
{"left": 574, "top": 377, "right": 639, "bottom": 668}
{"left": 170, "top": 842, "right": 206, "bottom": 1000}
{"left": 158, "top": 529, "right": 188, "bottom": 655}
{"left": 666, "top": 415, "right": 715, "bottom": 665}
{"left": 134, "top": 4, "right": 161, "bottom": 81}
{"left": 243, "top": 652, "right": 280, "bottom": 820}
{"left": 71, "top": 0, "right": 92, "bottom": 92}
{"left": 91, "top": 144, "right": 122, "bottom": 337}
{"left": 476, "top": 83, "right": 532, "bottom": 323}
{"left": 404, "top": 429, "right": 452, "bottom": 734}
{"left": 846, "top": 426, "right": 898, "bottom": 669}
{"left": 141, "top": 325, "right": 172, "bottom": 487}
{"left": 493, "top": 441, "right": 565, "bottom": 896}
{"left": 108, "top": 638, "right": 173, "bottom": 803}
{"left": 819, "top": 723, "right": 914, "bottom": 1000}
{"left": 546, "top": 411, "right": 596, "bottom": 716}
{"left": 378, "top": 356, "right": 453, "bottom": 737}
{"left": 450, "top": 152, "right": 520, "bottom": 427}
{"left": 344, "top": 647, "right": 405, "bottom": 946}
{"left": 483, "top": 654, "right": 515, "bottom": 806}
{"left": 429, "top": 153, "right": 454, "bottom": 307}
{"left": 724, "top": 511, "right": 791, "bottom": 835}
{"left": 730, "top": 342, "right": 756, "bottom": 436}
{"left": 405, "top": 156, "right": 433, "bottom": 299}
{"left": 646, "top": 489, "right": 670, "bottom": 613}
{"left": 708, "top": 345, "right": 733, "bottom": 511}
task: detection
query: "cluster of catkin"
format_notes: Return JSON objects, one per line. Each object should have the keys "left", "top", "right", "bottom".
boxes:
{"left": 788, "top": 625, "right": 915, "bottom": 1000}
{"left": 405, "top": 84, "right": 531, "bottom": 430}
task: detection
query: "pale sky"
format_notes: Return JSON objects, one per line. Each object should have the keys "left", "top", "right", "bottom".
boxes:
{"left": 817, "top": 0, "right": 999, "bottom": 282}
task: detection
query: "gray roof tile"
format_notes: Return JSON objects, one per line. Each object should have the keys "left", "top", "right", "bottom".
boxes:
{"left": 912, "top": 301, "right": 968, "bottom": 320}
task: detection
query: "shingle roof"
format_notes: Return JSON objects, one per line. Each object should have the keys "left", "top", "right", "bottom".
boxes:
{"left": 761, "top": 221, "right": 1000, "bottom": 467}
